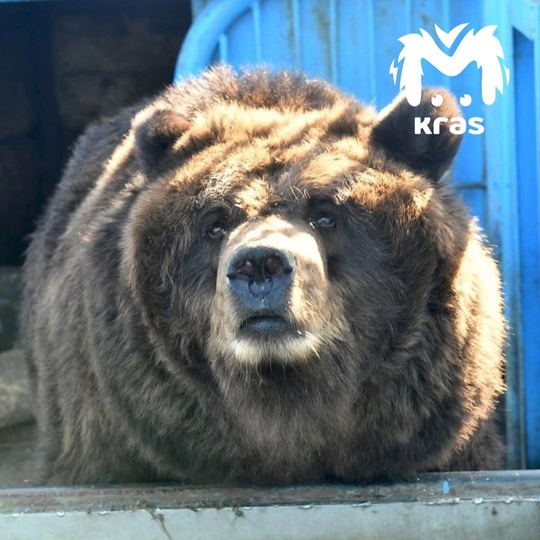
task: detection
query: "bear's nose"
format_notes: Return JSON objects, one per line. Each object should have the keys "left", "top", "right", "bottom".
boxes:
{"left": 226, "top": 247, "right": 295, "bottom": 310}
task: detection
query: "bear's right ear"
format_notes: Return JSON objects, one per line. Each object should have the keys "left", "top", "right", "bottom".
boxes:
{"left": 370, "top": 89, "right": 463, "bottom": 183}
{"left": 134, "top": 109, "right": 190, "bottom": 172}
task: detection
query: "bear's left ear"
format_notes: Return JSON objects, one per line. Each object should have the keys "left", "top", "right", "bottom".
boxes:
{"left": 134, "top": 108, "right": 190, "bottom": 172}
{"left": 370, "top": 89, "right": 463, "bottom": 183}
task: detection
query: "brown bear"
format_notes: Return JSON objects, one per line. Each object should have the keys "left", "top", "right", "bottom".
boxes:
{"left": 21, "top": 66, "right": 506, "bottom": 485}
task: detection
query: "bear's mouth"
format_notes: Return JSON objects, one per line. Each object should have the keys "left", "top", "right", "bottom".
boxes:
{"left": 240, "top": 312, "right": 294, "bottom": 335}
{"left": 229, "top": 311, "right": 321, "bottom": 363}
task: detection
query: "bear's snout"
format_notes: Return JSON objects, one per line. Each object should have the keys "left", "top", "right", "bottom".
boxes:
{"left": 208, "top": 215, "right": 346, "bottom": 365}
{"left": 226, "top": 246, "right": 295, "bottom": 317}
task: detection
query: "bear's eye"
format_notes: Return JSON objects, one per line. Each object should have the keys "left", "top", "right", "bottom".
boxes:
{"left": 206, "top": 221, "right": 227, "bottom": 240}
{"left": 309, "top": 199, "right": 338, "bottom": 230}
{"left": 312, "top": 214, "right": 336, "bottom": 229}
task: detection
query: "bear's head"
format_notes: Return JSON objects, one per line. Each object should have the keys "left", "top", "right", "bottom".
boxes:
{"left": 120, "top": 70, "right": 501, "bottom": 455}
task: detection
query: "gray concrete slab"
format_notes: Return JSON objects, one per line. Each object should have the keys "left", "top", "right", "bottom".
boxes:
{"left": 0, "top": 471, "right": 539, "bottom": 539}
{"left": 0, "top": 421, "right": 36, "bottom": 487}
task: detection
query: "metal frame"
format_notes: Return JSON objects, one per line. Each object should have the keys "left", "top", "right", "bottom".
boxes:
{"left": 174, "top": 0, "right": 254, "bottom": 78}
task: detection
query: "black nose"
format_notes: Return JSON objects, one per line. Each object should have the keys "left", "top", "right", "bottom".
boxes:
{"left": 226, "top": 247, "right": 295, "bottom": 311}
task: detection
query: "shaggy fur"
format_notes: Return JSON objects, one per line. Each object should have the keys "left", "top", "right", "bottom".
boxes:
{"left": 21, "top": 67, "right": 505, "bottom": 485}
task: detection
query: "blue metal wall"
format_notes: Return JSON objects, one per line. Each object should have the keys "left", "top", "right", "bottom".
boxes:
{"left": 483, "top": 0, "right": 540, "bottom": 470}
{"left": 175, "top": 0, "right": 540, "bottom": 469}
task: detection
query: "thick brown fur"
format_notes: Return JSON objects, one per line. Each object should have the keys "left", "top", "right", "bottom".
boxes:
{"left": 21, "top": 67, "right": 505, "bottom": 485}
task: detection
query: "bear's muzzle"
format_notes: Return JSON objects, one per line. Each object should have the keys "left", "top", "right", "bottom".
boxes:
{"left": 209, "top": 215, "right": 343, "bottom": 365}
{"left": 227, "top": 246, "right": 296, "bottom": 335}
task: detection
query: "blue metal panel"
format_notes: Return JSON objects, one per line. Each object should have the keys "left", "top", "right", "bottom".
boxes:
{"left": 336, "top": 1, "right": 376, "bottom": 100}
{"left": 514, "top": 28, "right": 540, "bottom": 469}
{"left": 483, "top": 0, "right": 524, "bottom": 470}
{"left": 177, "top": 0, "right": 540, "bottom": 469}
{"left": 510, "top": 1, "right": 540, "bottom": 470}
{"left": 249, "top": 0, "right": 295, "bottom": 68}
{"left": 484, "top": 0, "right": 540, "bottom": 470}
{"left": 371, "top": 1, "right": 409, "bottom": 108}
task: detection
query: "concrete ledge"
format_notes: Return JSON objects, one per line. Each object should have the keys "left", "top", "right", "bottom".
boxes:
{"left": 0, "top": 471, "right": 539, "bottom": 539}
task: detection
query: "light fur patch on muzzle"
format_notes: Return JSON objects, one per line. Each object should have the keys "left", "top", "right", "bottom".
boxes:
{"left": 207, "top": 216, "right": 348, "bottom": 366}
